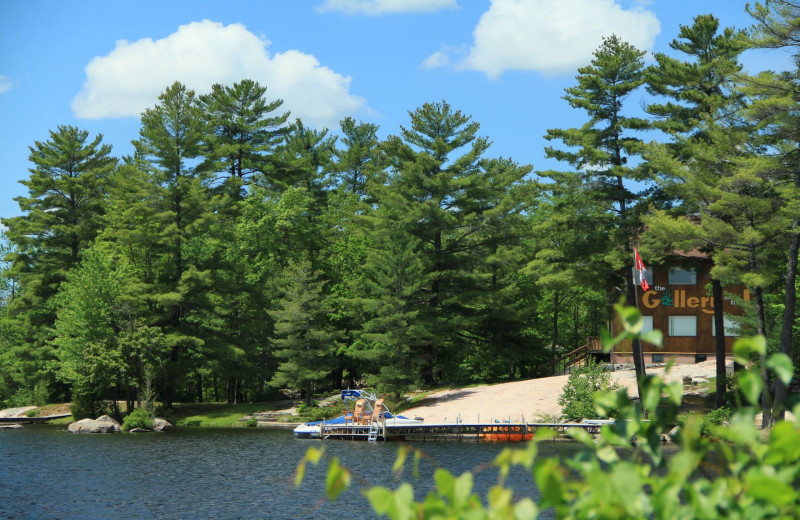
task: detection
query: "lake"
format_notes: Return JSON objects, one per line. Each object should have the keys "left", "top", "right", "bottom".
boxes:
{"left": 1, "top": 425, "right": 585, "bottom": 519}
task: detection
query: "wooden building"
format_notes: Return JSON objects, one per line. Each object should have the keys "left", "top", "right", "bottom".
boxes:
{"left": 610, "top": 254, "right": 750, "bottom": 364}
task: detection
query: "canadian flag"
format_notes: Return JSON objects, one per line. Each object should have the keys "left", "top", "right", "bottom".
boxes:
{"left": 634, "top": 247, "right": 649, "bottom": 291}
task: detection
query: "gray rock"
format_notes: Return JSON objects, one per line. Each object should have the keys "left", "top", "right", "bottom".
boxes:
{"left": 0, "top": 424, "right": 23, "bottom": 430}
{"left": 129, "top": 428, "right": 151, "bottom": 433}
{"left": 68, "top": 414, "right": 122, "bottom": 434}
{"left": 153, "top": 418, "right": 172, "bottom": 432}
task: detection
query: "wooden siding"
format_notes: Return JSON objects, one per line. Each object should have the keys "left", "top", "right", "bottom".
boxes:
{"left": 614, "top": 261, "right": 748, "bottom": 355}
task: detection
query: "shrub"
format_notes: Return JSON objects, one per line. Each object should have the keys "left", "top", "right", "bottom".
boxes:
{"left": 70, "top": 391, "right": 103, "bottom": 420}
{"left": 557, "top": 358, "right": 619, "bottom": 421}
{"left": 297, "top": 401, "right": 319, "bottom": 415}
{"left": 701, "top": 406, "right": 732, "bottom": 437}
{"left": 122, "top": 407, "right": 155, "bottom": 432}
{"left": 244, "top": 417, "right": 258, "bottom": 428}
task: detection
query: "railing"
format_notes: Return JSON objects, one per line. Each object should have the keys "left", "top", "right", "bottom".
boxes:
{"left": 550, "top": 336, "right": 600, "bottom": 376}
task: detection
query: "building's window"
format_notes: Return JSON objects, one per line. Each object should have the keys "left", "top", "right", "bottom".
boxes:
{"left": 669, "top": 267, "right": 696, "bottom": 285}
{"left": 641, "top": 316, "right": 653, "bottom": 333}
{"left": 695, "top": 354, "right": 707, "bottom": 363}
{"left": 711, "top": 316, "right": 739, "bottom": 337}
{"left": 632, "top": 267, "right": 654, "bottom": 287}
{"left": 669, "top": 316, "right": 697, "bottom": 336}
{"left": 652, "top": 354, "right": 664, "bottom": 363}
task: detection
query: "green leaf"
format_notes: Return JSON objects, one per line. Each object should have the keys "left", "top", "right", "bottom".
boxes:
{"left": 766, "top": 353, "right": 794, "bottom": 386}
{"left": 294, "top": 446, "right": 325, "bottom": 487}
{"left": 737, "top": 370, "right": 763, "bottom": 406}
{"left": 765, "top": 421, "right": 800, "bottom": 465}
{"left": 365, "top": 487, "right": 395, "bottom": 516}
{"left": 487, "top": 485, "right": 513, "bottom": 510}
{"left": 534, "top": 458, "right": 566, "bottom": 508}
{"left": 600, "top": 328, "right": 615, "bottom": 353}
{"left": 325, "top": 457, "right": 351, "bottom": 501}
{"left": 453, "top": 472, "right": 474, "bottom": 508}
{"left": 495, "top": 448, "right": 513, "bottom": 480}
{"left": 640, "top": 376, "right": 663, "bottom": 413}
{"left": 306, "top": 446, "right": 324, "bottom": 464}
{"left": 434, "top": 469, "right": 455, "bottom": 501}
{"left": 618, "top": 305, "right": 643, "bottom": 334}
{"left": 665, "top": 380, "right": 683, "bottom": 406}
{"left": 744, "top": 469, "right": 797, "bottom": 506}
{"left": 733, "top": 335, "right": 766, "bottom": 364}
{"left": 640, "top": 329, "right": 663, "bottom": 347}
{"left": 596, "top": 445, "right": 620, "bottom": 463}
{"left": 513, "top": 498, "right": 537, "bottom": 519}
{"left": 392, "top": 445, "right": 409, "bottom": 476}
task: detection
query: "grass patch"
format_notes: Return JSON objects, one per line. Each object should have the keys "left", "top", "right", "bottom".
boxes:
{"left": 171, "top": 402, "right": 293, "bottom": 428}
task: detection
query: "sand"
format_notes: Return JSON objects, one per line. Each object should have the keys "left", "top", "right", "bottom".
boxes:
{"left": 401, "top": 360, "right": 727, "bottom": 423}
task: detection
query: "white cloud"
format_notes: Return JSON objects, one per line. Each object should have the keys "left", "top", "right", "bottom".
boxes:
{"left": 421, "top": 50, "right": 451, "bottom": 70}
{"left": 0, "top": 75, "right": 11, "bottom": 94}
{"left": 454, "top": 0, "right": 660, "bottom": 78}
{"left": 71, "top": 20, "right": 367, "bottom": 128}
{"left": 317, "top": 0, "right": 458, "bottom": 15}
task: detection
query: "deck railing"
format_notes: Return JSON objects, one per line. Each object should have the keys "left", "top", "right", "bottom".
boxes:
{"left": 549, "top": 336, "right": 600, "bottom": 375}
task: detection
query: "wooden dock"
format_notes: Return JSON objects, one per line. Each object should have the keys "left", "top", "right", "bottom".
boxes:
{"left": 0, "top": 413, "right": 72, "bottom": 424}
{"left": 319, "top": 420, "right": 613, "bottom": 442}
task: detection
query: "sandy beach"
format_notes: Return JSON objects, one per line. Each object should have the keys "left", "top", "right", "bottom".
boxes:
{"left": 401, "top": 360, "right": 727, "bottom": 423}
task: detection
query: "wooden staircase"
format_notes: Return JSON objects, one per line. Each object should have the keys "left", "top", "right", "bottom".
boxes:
{"left": 550, "top": 337, "right": 600, "bottom": 376}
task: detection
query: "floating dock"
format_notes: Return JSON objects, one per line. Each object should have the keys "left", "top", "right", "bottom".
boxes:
{"left": 318, "top": 420, "right": 612, "bottom": 442}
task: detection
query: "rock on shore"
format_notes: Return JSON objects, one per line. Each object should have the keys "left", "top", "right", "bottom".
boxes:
{"left": 68, "top": 414, "right": 122, "bottom": 434}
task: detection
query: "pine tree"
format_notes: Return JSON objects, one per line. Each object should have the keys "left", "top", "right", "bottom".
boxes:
{"left": 1, "top": 125, "right": 115, "bottom": 402}
{"left": 199, "top": 79, "right": 288, "bottom": 182}
{"left": 334, "top": 117, "right": 381, "bottom": 196}
{"left": 380, "top": 101, "right": 530, "bottom": 383}
{"left": 269, "top": 258, "right": 338, "bottom": 404}
{"left": 643, "top": 14, "right": 746, "bottom": 408}
{"left": 524, "top": 175, "right": 610, "bottom": 373}
{"left": 544, "top": 36, "right": 650, "bottom": 393}
{"left": 132, "top": 81, "right": 217, "bottom": 406}
{"left": 744, "top": 0, "right": 800, "bottom": 423}
{"left": 353, "top": 225, "right": 429, "bottom": 395}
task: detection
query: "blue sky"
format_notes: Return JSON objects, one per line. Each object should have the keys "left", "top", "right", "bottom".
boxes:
{"left": 0, "top": 0, "right": 793, "bottom": 220}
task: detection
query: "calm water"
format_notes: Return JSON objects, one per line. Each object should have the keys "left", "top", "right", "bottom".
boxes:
{"left": 0, "top": 425, "right": 584, "bottom": 519}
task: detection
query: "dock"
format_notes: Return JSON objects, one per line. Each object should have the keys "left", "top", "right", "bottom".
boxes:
{"left": 0, "top": 414, "right": 72, "bottom": 424}
{"left": 318, "top": 420, "right": 613, "bottom": 442}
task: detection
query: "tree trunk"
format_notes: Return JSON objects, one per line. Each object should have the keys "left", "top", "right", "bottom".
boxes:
{"left": 305, "top": 380, "right": 313, "bottom": 406}
{"left": 195, "top": 370, "right": 203, "bottom": 403}
{"left": 771, "top": 169, "right": 800, "bottom": 425}
{"left": 551, "top": 291, "right": 560, "bottom": 374}
{"left": 625, "top": 262, "right": 647, "bottom": 400}
{"left": 712, "top": 277, "right": 727, "bottom": 408}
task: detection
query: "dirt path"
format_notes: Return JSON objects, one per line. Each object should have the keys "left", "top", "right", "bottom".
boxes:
{"left": 402, "top": 360, "right": 726, "bottom": 423}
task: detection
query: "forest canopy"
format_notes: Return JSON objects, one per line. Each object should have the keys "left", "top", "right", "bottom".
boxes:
{"left": 1, "top": 6, "right": 799, "bottom": 418}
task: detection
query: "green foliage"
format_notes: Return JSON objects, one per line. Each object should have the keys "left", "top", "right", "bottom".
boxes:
{"left": 297, "top": 400, "right": 347, "bottom": 422}
{"left": 244, "top": 417, "right": 258, "bottom": 428}
{"left": 557, "top": 358, "right": 620, "bottom": 421}
{"left": 122, "top": 407, "right": 155, "bottom": 432}
{"left": 268, "top": 258, "right": 338, "bottom": 404}
{"left": 3, "top": 6, "right": 800, "bottom": 428}
{"left": 298, "top": 305, "right": 800, "bottom": 518}
{"left": 70, "top": 392, "right": 103, "bottom": 420}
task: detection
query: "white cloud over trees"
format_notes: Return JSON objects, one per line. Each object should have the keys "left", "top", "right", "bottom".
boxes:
{"left": 71, "top": 20, "right": 367, "bottom": 128}
{"left": 317, "top": 0, "right": 458, "bottom": 15}
{"left": 424, "top": 0, "right": 660, "bottom": 78}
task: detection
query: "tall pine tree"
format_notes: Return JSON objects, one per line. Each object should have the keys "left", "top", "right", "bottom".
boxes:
{"left": 544, "top": 36, "right": 650, "bottom": 394}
